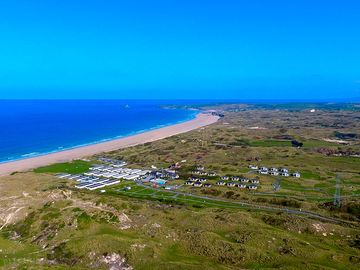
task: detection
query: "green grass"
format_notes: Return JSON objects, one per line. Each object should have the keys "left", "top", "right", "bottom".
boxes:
{"left": 250, "top": 140, "right": 292, "bottom": 147}
{"left": 33, "top": 160, "right": 92, "bottom": 174}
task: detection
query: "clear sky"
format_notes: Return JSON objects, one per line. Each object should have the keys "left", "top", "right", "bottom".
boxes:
{"left": 0, "top": 0, "right": 359, "bottom": 100}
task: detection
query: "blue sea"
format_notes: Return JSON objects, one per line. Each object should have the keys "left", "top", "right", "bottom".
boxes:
{"left": 0, "top": 100, "right": 199, "bottom": 163}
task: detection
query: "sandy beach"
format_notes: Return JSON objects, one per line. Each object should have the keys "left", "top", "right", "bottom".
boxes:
{"left": 0, "top": 113, "right": 219, "bottom": 176}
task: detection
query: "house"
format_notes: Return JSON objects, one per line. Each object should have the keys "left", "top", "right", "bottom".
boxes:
{"left": 188, "top": 176, "right": 198, "bottom": 181}
{"left": 259, "top": 170, "right": 268, "bottom": 175}
{"left": 194, "top": 181, "right": 203, "bottom": 187}
{"left": 292, "top": 172, "right": 301, "bottom": 178}
{"left": 248, "top": 185, "right": 258, "bottom": 190}
{"left": 240, "top": 178, "right": 249, "bottom": 183}
{"left": 259, "top": 167, "right": 268, "bottom": 171}
{"left": 279, "top": 168, "right": 289, "bottom": 173}
{"left": 207, "top": 172, "right": 217, "bottom": 177}
{"left": 221, "top": 176, "right": 229, "bottom": 180}
{"left": 216, "top": 181, "right": 226, "bottom": 186}
{"left": 249, "top": 165, "right": 258, "bottom": 170}
{"left": 251, "top": 179, "right": 260, "bottom": 184}
{"left": 269, "top": 167, "right": 278, "bottom": 172}
{"left": 226, "top": 182, "right": 236, "bottom": 187}
{"left": 198, "top": 178, "right": 207, "bottom": 182}
{"left": 231, "top": 176, "right": 240, "bottom": 181}
{"left": 237, "top": 183, "right": 246, "bottom": 189}
{"left": 280, "top": 172, "right": 290, "bottom": 177}
{"left": 185, "top": 181, "right": 194, "bottom": 186}
{"left": 203, "top": 183, "right": 212, "bottom": 188}
{"left": 269, "top": 171, "right": 279, "bottom": 176}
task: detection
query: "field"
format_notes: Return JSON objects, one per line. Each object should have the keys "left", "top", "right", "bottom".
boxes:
{"left": 0, "top": 103, "right": 359, "bottom": 269}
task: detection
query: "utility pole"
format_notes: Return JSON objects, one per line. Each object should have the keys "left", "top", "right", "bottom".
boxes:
{"left": 334, "top": 174, "right": 341, "bottom": 207}
{"left": 273, "top": 178, "right": 281, "bottom": 191}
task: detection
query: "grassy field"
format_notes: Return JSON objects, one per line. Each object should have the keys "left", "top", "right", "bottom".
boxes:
{"left": 33, "top": 160, "right": 93, "bottom": 174}
{"left": 1, "top": 180, "right": 359, "bottom": 269}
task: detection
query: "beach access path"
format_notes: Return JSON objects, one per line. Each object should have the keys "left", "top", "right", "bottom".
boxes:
{"left": 0, "top": 113, "right": 219, "bottom": 176}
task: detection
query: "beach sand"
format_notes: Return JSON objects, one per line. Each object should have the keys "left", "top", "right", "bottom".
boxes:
{"left": 0, "top": 113, "right": 219, "bottom": 176}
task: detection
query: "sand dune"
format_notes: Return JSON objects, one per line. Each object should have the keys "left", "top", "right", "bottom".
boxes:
{"left": 0, "top": 113, "right": 219, "bottom": 176}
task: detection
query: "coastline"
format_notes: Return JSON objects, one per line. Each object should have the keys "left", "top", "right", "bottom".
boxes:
{"left": 0, "top": 113, "right": 219, "bottom": 176}
{"left": 0, "top": 109, "right": 199, "bottom": 164}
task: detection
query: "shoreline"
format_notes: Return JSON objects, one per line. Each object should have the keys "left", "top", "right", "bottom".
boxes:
{"left": 0, "top": 113, "right": 219, "bottom": 176}
{"left": 0, "top": 110, "right": 199, "bottom": 164}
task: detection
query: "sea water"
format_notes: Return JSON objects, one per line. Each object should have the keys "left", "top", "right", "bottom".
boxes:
{"left": 0, "top": 100, "right": 198, "bottom": 163}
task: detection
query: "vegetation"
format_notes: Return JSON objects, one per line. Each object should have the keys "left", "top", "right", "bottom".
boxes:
{"left": 33, "top": 160, "right": 92, "bottom": 174}
{"left": 1, "top": 103, "right": 360, "bottom": 269}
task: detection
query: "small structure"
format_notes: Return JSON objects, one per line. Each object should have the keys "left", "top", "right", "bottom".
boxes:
{"left": 269, "top": 167, "right": 278, "bottom": 172}
{"left": 279, "top": 168, "right": 289, "bottom": 173}
{"left": 259, "top": 167, "right": 268, "bottom": 171}
{"left": 123, "top": 174, "right": 140, "bottom": 180}
{"left": 249, "top": 165, "right": 258, "bottom": 170}
{"left": 165, "top": 185, "right": 178, "bottom": 190}
{"left": 248, "top": 185, "right": 258, "bottom": 190}
{"left": 221, "top": 176, "right": 229, "bottom": 180}
{"left": 164, "top": 169, "right": 179, "bottom": 179}
{"left": 102, "top": 179, "right": 121, "bottom": 186}
{"left": 203, "top": 183, "right": 212, "bottom": 188}
{"left": 237, "top": 183, "right": 246, "bottom": 189}
{"left": 185, "top": 181, "right": 194, "bottom": 186}
{"left": 194, "top": 181, "right": 203, "bottom": 187}
{"left": 269, "top": 171, "right": 279, "bottom": 176}
{"left": 251, "top": 179, "right": 260, "bottom": 184}
{"left": 196, "top": 165, "right": 205, "bottom": 171}
{"left": 280, "top": 172, "right": 289, "bottom": 177}
{"left": 216, "top": 181, "right": 226, "bottom": 186}
{"left": 292, "top": 172, "right": 301, "bottom": 178}
{"left": 169, "top": 162, "right": 181, "bottom": 170}
{"left": 226, "top": 182, "right": 236, "bottom": 187}
{"left": 259, "top": 170, "right": 268, "bottom": 175}
{"left": 207, "top": 172, "right": 217, "bottom": 177}
{"left": 75, "top": 182, "right": 92, "bottom": 189}
{"left": 231, "top": 176, "right": 240, "bottom": 181}
{"left": 198, "top": 178, "right": 207, "bottom": 182}
{"left": 56, "top": 173, "right": 72, "bottom": 179}
{"left": 86, "top": 183, "right": 106, "bottom": 190}
{"left": 240, "top": 178, "right": 249, "bottom": 183}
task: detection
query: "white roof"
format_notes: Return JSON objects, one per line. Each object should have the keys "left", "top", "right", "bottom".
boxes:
{"left": 124, "top": 174, "right": 139, "bottom": 180}
{"left": 86, "top": 183, "right": 106, "bottom": 190}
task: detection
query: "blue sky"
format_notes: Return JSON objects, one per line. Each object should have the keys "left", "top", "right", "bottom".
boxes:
{"left": 0, "top": 0, "right": 359, "bottom": 99}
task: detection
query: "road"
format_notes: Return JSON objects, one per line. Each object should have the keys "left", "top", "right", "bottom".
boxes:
{"left": 133, "top": 180, "right": 357, "bottom": 226}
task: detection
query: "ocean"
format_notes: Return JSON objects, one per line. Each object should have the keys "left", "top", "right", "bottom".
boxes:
{"left": 0, "top": 100, "right": 198, "bottom": 163}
